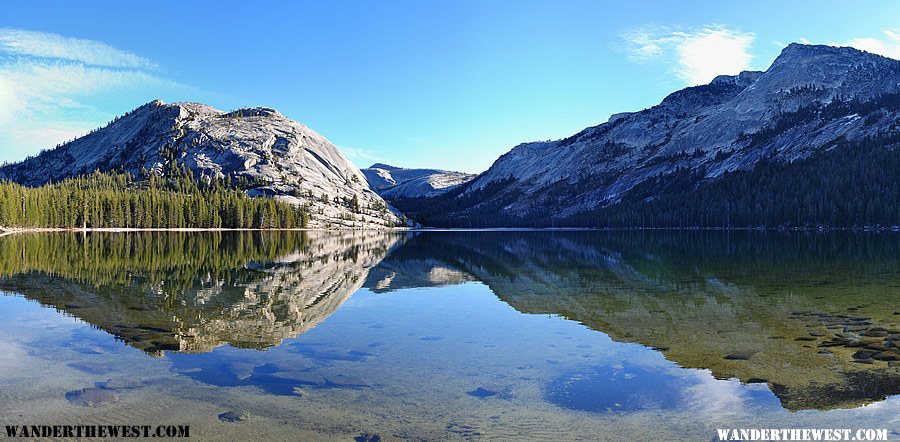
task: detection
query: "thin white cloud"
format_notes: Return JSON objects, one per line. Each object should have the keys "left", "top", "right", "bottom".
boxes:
{"left": 0, "top": 28, "right": 156, "bottom": 69}
{"left": 845, "top": 29, "right": 900, "bottom": 60}
{"left": 622, "top": 25, "right": 756, "bottom": 86}
{"left": 341, "top": 145, "right": 389, "bottom": 165}
{"left": 1, "top": 58, "right": 178, "bottom": 118}
{"left": 0, "top": 74, "right": 13, "bottom": 123}
{"left": 0, "top": 28, "right": 188, "bottom": 161}
{"left": 5, "top": 123, "right": 94, "bottom": 154}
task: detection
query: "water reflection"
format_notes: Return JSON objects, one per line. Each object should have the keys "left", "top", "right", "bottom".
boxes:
{"left": 369, "top": 232, "right": 900, "bottom": 411}
{"left": 0, "top": 231, "right": 401, "bottom": 354}
{"left": 0, "top": 230, "right": 897, "bottom": 415}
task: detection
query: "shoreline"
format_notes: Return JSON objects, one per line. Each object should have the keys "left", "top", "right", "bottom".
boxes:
{"left": 2, "top": 225, "right": 900, "bottom": 236}
{"left": 0, "top": 227, "right": 410, "bottom": 236}
{"left": 410, "top": 226, "right": 900, "bottom": 233}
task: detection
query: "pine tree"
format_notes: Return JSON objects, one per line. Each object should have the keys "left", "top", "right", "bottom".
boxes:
{"left": 0, "top": 170, "right": 308, "bottom": 229}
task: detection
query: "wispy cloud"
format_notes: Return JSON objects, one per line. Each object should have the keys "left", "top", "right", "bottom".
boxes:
{"left": 622, "top": 25, "right": 756, "bottom": 86}
{"left": 845, "top": 29, "right": 900, "bottom": 60}
{"left": 0, "top": 28, "right": 156, "bottom": 69}
{"left": 340, "top": 145, "right": 390, "bottom": 167}
{"left": 0, "top": 28, "right": 188, "bottom": 161}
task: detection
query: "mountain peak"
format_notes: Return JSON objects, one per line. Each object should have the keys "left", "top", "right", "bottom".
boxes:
{"left": 361, "top": 163, "right": 475, "bottom": 198}
{"left": 221, "top": 107, "right": 282, "bottom": 118}
{"left": 369, "top": 163, "right": 399, "bottom": 170}
{"left": 710, "top": 70, "right": 763, "bottom": 87}
{"left": 773, "top": 42, "right": 880, "bottom": 65}
{"left": 418, "top": 41, "right": 900, "bottom": 227}
{"left": 0, "top": 100, "right": 400, "bottom": 228}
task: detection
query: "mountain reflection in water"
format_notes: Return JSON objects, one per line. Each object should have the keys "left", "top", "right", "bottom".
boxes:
{"left": 0, "top": 231, "right": 402, "bottom": 354}
{"left": 0, "top": 230, "right": 897, "bottom": 412}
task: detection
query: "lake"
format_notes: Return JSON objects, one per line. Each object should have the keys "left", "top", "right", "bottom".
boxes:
{"left": 0, "top": 231, "right": 897, "bottom": 440}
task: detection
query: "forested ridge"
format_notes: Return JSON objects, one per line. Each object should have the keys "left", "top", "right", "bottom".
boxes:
{"left": 401, "top": 131, "right": 900, "bottom": 229}
{"left": 381, "top": 49, "right": 900, "bottom": 229}
{"left": 571, "top": 132, "right": 900, "bottom": 229}
{"left": 0, "top": 160, "right": 309, "bottom": 229}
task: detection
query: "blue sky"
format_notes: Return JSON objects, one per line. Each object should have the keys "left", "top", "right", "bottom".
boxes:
{"left": 1, "top": 1, "right": 899, "bottom": 173}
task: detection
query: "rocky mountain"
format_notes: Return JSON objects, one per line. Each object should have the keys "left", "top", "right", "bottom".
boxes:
{"left": 408, "top": 44, "right": 900, "bottom": 228}
{"left": 0, "top": 100, "right": 400, "bottom": 229}
{"left": 361, "top": 163, "right": 474, "bottom": 200}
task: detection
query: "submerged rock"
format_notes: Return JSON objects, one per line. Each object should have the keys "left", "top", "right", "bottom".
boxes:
{"left": 68, "top": 361, "right": 112, "bottom": 375}
{"left": 252, "top": 362, "right": 305, "bottom": 374}
{"left": 872, "top": 352, "right": 899, "bottom": 362}
{"left": 271, "top": 371, "right": 327, "bottom": 386}
{"left": 100, "top": 378, "right": 143, "bottom": 390}
{"left": 723, "top": 351, "right": 756, "bottom": 360}
{"left": 66, "top": 388, "right": 118, "bottom": 407}
{"left": 354, "top": 432, "right": 382, "bottom": 442}
{"left": 325, "top": 375, "right": 370, "bottom": 388}
{"left": 467, "top": 387, "right": 498, "bottom": 398}
{"left": 218, "top": 410, "right": 250, "bottom": 422}
{"left": 852, "top": 350, "right": 878, "bottom": 360}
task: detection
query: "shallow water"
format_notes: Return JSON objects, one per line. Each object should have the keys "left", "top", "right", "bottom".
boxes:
{"left": 0, "top": 231, "right": 897, "bottom": 440}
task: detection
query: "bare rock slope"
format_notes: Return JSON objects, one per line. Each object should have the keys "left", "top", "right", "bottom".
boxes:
{"left": 361, "top": 163, "right": 474, "bottom": 199}
{"left": 413, "top": 44, "right": 900, "bottom": 226}
{"left": 0, "top": 100, "right": 400, "bottom": 228}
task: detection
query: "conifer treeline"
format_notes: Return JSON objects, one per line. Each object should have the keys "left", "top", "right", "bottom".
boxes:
{"left": 572, "top": 132, "right": 900, "bottom": 228}
{"left": 0, "top": 166, "right": 309, "bottom": 229}
{"left": 407, "top": 132, "right": 900, "bottom": 229}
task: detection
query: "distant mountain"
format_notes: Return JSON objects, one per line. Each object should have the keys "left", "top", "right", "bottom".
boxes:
{"left": 361, "top": 163, "right": 475, "bottom": 200}
{"left": 409, "top": 44, "right": 900, "bottom": 228}
{"left": 0, "top": 100, "right": 400, "bottom": 228}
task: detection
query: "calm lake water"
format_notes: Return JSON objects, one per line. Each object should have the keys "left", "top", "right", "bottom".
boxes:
{"left": 0, "top": 231, "right": 897, "bottom": 441}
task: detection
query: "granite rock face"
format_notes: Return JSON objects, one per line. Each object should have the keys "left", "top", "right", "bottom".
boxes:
{"left": 0, "top": 101, "right": 400, "bottom": 228}
{"left": 422, "top": 44, "right": 900, "bottom": 225}
{"left": 361, "top": 163, "right": 474, "bottom": 199}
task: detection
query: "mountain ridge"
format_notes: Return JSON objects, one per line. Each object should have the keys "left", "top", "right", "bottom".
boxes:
{"left": 361, "top": 163, "right": 475, "bottom": 200}
{"left": 0, "top": 100, "right": 401, "bottom": 228}
{"left": 404, "top": 43, "right": 900, "bottom": 227}
{"left": 3, "top": 43, "right": 898, "bottom": 229}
